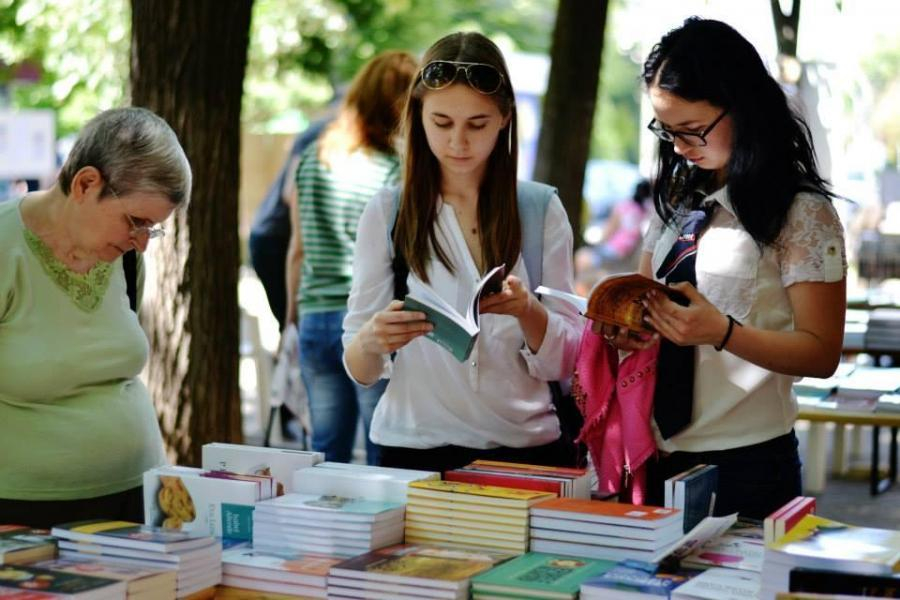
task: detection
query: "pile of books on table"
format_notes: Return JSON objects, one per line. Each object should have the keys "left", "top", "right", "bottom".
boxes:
{"left": 470, "top": 551, "right": 613, "bottom": 599}
{"left": 404, "top": 480, "right": 556, "bottom": 554}
{"left": 220, "top": 545, "right": 341, "bottom": 598}
{"left": 0, "top": 562, "right": 129, "bottom": 599}
{"left": 444, "top": 460, "right": 591, "bottom": 498}
{"left": 327, "top": 544, "right": 504, "bottom": 600}
{"left": 51, "top": 520, "right": 220, "bottom": 598}
{"left": 529, "top": 498, "right": 683, "bottom": 562}
{"left": 292, "top": 462, "right": 439, "bottom": 503}
{"left": 0, "top": 525, "right": 57, "bottom": 565}
{"left": 760, "top": 513, "right": 900, "bottom": 600}
{"left": 251, "top": 493, "right": 405, "bottom": 557}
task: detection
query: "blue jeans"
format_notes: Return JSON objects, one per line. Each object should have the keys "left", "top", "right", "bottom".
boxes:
{"left": 298, "top": 310, "right": 386, "bottom": 465}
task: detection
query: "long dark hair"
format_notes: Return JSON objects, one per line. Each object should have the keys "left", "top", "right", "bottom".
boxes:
{"left": 642, "top": 17, "right": 833, "bottom": 245}
{"left": 394, "top": 31, "right": 519, "bottom": 282}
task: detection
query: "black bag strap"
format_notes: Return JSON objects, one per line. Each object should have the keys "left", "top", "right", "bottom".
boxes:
{"left": 123, "top": 250, "right": 138, "bottom": 312}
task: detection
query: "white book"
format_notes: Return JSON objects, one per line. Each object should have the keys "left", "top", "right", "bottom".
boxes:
{"left": 253, "top": 510, "right": 404, "bottom": 532}
{"left": 201, "top": 443, "right": 323, "bottom": 495}
{"left": 221, "top": 547, "right": 340, "bottom": 586}
{"left": 402, "top": 264, "right": 506, "bottom": 362}
{"left": 142, "top": 466, "right": 259, "bottom": 539}
{"left": 327, "top": 576, "right": 462, "bottom": 599}
{"left": 221, "top": 574, "right": 327, "bottom": 598}
{"left": 253, "top": 494, "right": 405, "bottom": 523}
{"left": 530, "top": 538, "right": 670, "bottom": 563}
{"left": 535, "top": 285, "right": 587, "bottom": 314}
{"left": 671, "top": 567, "right": 760, "bottom": 600}
{"left": 57, "top": 541, "right": 215, "bottom": 566}
{"left": 529, "top": 515, "right": 683, "bottom": 541}
{"left": 293, "top": 463, "right": 438, "bottom": 503}
{"left": 530, "top": 526, "right": 678, "bottom": 550}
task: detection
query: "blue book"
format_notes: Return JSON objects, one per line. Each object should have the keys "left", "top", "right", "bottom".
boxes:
{"left": 580, "top": 559, "right": 698, "bottom": 598}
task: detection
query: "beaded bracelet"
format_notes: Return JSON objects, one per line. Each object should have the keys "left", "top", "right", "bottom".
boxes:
{"left": 715, "top": 315, "right": 742, "bottom": 352}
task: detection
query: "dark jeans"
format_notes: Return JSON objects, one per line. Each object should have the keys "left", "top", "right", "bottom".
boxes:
{"left": 379, "top": 435, "right": 579, "bottom": 475}
{"left": 249, "top": 230, "right": 289, "bottom": 331}
{"left": 646, "top": 430, "right": 802, "bottom": 520}
{"left": 299, "top": 310, "right": 385, "bottom": 465}
{"left": 0, "top": 486, "right": 144, "bottom": 529}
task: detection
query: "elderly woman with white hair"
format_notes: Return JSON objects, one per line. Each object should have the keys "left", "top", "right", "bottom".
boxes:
{"left": 0, "top": 106, "right": 192, "bottom": 527}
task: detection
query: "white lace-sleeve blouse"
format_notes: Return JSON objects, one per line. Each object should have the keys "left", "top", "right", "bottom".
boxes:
{"left": 643, "top": 187, "right": 847, "bottom": 453}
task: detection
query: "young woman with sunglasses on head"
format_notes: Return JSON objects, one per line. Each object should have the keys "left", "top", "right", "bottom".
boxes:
{"left": 0, "top": 107, "right": 191, "bottom": 526}
{"left": 343, "top": 32, "right": 582, "bottom": 473}
{"left": 597, "top": 18, "right": 846, "bottom": 518}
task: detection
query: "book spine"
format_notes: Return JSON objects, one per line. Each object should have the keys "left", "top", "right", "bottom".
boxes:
{"left": 444, "top": 471, "right": 562, "bottom": 495}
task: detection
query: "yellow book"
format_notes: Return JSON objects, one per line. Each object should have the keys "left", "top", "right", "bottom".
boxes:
{"left": 406, "top": 504, "right": 527, "bottom": 528}
{"left": 408, "top": 480, "right": 556, "bottom": 508}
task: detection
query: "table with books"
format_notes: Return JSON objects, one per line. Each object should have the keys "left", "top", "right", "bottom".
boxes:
{"left": 794, "top": 363, "right": 900, "bottom": 496}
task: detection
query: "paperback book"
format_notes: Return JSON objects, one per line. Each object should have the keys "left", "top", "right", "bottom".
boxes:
{"left": 402, "top": 264, "right": 505, "bottom": 361}
{"left": 470, "top": 552, "right": 615, "bottom": 599}
{"left": 0, "top": 526, "right": 57, "bottom": 566}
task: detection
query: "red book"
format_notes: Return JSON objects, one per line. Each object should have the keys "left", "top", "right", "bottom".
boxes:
{"left": 443, "top": 470, "right": 563, "bottom": 496}
{"left": 764, "top": 496, "right": 816, "bottom": 544}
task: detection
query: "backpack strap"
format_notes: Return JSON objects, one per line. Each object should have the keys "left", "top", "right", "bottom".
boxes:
{"left": 515, "top": 180, "right": 557, "bottom": 292}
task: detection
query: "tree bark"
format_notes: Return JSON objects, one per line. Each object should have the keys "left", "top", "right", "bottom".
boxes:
{"left": 533, "top": 0, "right": 609, "bottom": 246}
{"left": 770, "top": 0, "right": 801, "bottom": 58}
{"left": 131, "top": 0, "right": 252, "bottom": 465}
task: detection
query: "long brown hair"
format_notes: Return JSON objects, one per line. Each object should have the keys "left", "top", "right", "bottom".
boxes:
{"left": 318, "top": 50, "right": 417, "bottom": 165}
{"left": 393, "top": 32, "right": 520, "bottom": 282}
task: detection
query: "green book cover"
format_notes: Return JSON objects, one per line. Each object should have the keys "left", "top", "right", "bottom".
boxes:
{"left": 403, "top": 264, "right": 505, "bottom": 362}
{"left": 471, "top": 552, "right": 615, "bottom": 598}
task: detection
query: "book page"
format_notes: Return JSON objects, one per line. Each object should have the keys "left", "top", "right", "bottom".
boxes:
{"left": 467, "top": 264, "right": 506, "bottom": 325}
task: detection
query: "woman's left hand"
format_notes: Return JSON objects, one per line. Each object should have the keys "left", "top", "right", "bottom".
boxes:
{"left": 643, "top": 282, "right": 729, "bottom": 347}
{"left": 479, "top": 275, "right": 534, "bottom": 319}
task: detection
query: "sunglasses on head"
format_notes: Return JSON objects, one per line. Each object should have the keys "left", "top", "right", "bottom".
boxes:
{"left": 420, "top": 60, "right": 504, "bottom": 95}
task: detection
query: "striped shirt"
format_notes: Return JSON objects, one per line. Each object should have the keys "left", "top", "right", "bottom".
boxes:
{"left": 296, "top": 141, "right": 400, "bottom": 314}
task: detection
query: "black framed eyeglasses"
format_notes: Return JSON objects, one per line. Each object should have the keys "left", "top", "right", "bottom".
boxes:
{"left": 420, "top": 60, "right": 504, "bottom": 95}
{"left": 647, "top": 109, "right": 729, "bottom": 147}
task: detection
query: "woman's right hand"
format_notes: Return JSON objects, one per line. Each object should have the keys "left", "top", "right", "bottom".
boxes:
{"left": 359, "top": 300, "right": 433, "bottom": 355}
{"left": 591, "top": 320, "right": 658, "bottom": 352}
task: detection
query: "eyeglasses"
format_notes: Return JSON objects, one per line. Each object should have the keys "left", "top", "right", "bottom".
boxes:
{"left": 108, "top": 185, "right": 166, "bottom": 240}
{"left": 647, "top": 109, "right": 729, "bottom": 147}
{"left": 421, "top": 60, "right": 504, "bottom": 95}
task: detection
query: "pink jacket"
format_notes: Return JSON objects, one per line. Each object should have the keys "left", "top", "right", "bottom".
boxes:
{"left": 573, "top": 327, "right": 660, "bottom": 504}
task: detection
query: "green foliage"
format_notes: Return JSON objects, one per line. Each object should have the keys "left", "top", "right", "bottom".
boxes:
{"left": 0, "top": 0, "right": 130, "bottom": 136}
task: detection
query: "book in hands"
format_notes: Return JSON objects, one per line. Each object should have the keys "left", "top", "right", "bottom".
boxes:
{"left": 402, "top": 264, "right": 505, "bottom": 362}
{"left": 540, "top": 273, "right": 686, "bottom": 332}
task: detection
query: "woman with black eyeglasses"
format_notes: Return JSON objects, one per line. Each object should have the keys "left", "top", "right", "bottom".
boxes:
{"left": 595, "top": 18, "right": 846, "bottom": 519}
{"left": 0, "top": 107, "right": 191, "bottom": 527}
{"left": 342, "top": 32, "right": 582, "bottom": 473}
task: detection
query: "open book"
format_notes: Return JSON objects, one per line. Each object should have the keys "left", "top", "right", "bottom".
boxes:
{"left": 403, "top": 264, "right": 505, "bottom": 362}
{"left": 537, "top": 272, "right": 686, "bottom": 332}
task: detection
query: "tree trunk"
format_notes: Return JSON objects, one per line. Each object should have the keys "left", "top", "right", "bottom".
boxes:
{"left": 130, "top": 0, "right": 252, "bottom": 465}
{"left": 770, "top": 0, "right": 801, "bottom": 58}
{"left": 533, "top": 0, "right": 609, "bottom": 246}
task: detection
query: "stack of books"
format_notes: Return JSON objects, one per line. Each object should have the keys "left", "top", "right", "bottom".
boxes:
{"left": 33, "top": 556, "right": 177, "bottom": 599}
{"left": 764, "top": 497, "right": 816, "bottom": 545}
{"left": 0, "top": 563, "right": 127, "bottom": 599}
{"left": 760, "top": 514, "right": 900, "bottom": 600}
{"left": 405, "top": 480, "right": 556, "bottom": 554}
{"left": 252, "top": 494, "right": 405, "bottom": 557}
{"left": 470, "top": 552, "right": 615, "bottom": 599}
{"left": 580, "top": 559, "right": 698, "bottom": 598}
{"left": 201, "top": 442, "right": 324, "bottom": 496}
{"left": 670, "top": 566, "right": 761, "bottom": 599}
{"left": 327, "top": 544, "right": 505, "bottom": 599}
{"left": 529, "top": 498, "right": 683, "bottom": 562}
{"left": 292, "top": 462, "right": 439, "bottom": 504}
{"left": 663, "top": 464, "right": 718, "bottom": 533}
{"left": 143, "top": 465, "right": 278, "bottom": 540}
{"left": 50, "top": 520, "right": 221, "bottom": 598}
{"left": 220, "top": 546, "right": 341, "bottom": 598}
{"left": 444, "top": 460, "right": 591, "bottom": 498}
{"left": 865, "top": 307, "right": 900, "bottom": 352}
{"left": 681, "top": 518, "right": 765, "bottom": 573}
{"left": 0, "top": 525, "right": 57, "bottom": 565}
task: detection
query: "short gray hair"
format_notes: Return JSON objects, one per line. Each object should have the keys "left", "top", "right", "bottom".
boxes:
{"left": 59, "top": 107, "right": 192, "bottom": 205}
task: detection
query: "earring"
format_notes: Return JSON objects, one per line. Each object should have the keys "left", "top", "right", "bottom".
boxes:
{"left": 507, "top": 125, "right": 512, "bottom": 155}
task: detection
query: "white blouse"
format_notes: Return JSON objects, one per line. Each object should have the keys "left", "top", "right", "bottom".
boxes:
{"left": 643, "top": 187, "right": 847, "bottom": 453}
{"left": 342, "top": 188, "right": 583, "bottom": 449}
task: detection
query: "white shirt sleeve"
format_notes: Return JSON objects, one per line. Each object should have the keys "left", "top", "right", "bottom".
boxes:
{"left": 778, "top": 192, "right": 847, "bottom": 286}
{"left": 519, "top": 194, "right": 585, "bottom": 381}
{"left": 341, "top": 188, "right": 396, "bottom": 383}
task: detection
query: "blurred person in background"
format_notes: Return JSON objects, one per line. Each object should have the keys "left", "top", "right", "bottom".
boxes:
{"left": 285, "top": 50, "right": 417, "bottom": 464}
